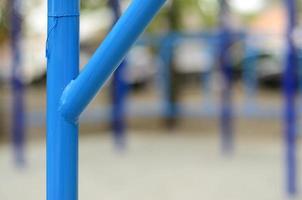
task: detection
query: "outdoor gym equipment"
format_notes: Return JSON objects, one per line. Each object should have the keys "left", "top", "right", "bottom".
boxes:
{"left": 44, "top": 0, "right": 299, "bottom": 198}
{"left": 46, "top": 0, "right": 166, "bottom": 199}
{"left": 283, "top": 0, "right": 298, "bottom": 195}
{"left": 218, "top": 0, "right": 234, "bottom": 154}
{"left": 10, "top": 0, "right": 25, "bottom": 166}
{"left": 109, "top": 0, "right": 128, "bottom": 150}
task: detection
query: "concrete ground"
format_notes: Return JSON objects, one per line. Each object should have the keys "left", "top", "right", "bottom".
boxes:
{"left": 0, "top": 130, "right": 301, "bottom": 200}
{"left": 0, "top": 83, "right": 301, "bottom": 199}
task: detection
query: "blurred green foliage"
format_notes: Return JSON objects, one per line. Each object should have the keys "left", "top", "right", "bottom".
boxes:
{"left": 0, "top": 0, "right": 8, "bottom": 44}
{"left": 80, "top": 0, "right": 222, "bottom": 33}
{"left": 147, "top": 0, "right": 220, "bottom": 33}
{"left": 81, "top": 0, "right": 107, "bottom": 10}
{"left": 0, "top": 0, "right": 301, "bottom": 43}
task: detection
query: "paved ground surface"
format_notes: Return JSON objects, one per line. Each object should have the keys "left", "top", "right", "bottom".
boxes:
{"left": 0, "top": 131, "right": 301, "bottom": 200}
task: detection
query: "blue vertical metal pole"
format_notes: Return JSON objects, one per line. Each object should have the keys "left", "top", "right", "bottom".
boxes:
{"left": 201, "top": 41, "right": 215, "bottom": 107}
{"left": 299, "top": 49, "right": 302, "bottom": 103}
{"left": 10, "top": 0, "right": 25, "bottom": 165}
{"left": 109, "top": 0, "right": 128, "bottom": 150}
{"left": 284, "top": 0, "right": 298, "bottom": 195}
{"left": 218, "top": 0, "right": 233, "bottom": 154}
{"left": 243, "top": 44, "right": 258, "bottom": 110}
{"left": 46, "top": 0, "right": 79, "bottom": 199}
{"left": 161, "top": 0, "right": 182, "bottom": 128}
{"left": 159, "top": 34, "right": 177, "bottom": 126}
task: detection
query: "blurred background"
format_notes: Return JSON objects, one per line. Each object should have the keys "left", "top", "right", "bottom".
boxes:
{"left": 1, "top": 0, "right": 302, "bottom": 199}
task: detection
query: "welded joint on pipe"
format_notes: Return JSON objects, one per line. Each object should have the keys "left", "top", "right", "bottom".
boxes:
{"left": 56, "top": 0, "right": 167, "bottom": 124}
{"left": 58, "top": 79, "right": 79, "bottom": 124}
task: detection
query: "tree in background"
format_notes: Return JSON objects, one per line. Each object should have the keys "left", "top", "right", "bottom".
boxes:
{"left": 81, "top": 0, "right": 106, "bottom": 11}
{"left": 0, "top": 0, "right": 9, "bottom": 44}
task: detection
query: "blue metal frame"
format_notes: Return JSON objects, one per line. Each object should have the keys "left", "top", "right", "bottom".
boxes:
{"left": 218, "top": 0, "right": 234, "bottom": 154}
{"left": 109, "top": 0, "right": 128, "bottom": 150}
{"left": 200, "top": 36, "right": 218, "bottom": 107}
{"left": 10, "top": 0, "right": 26, "bottom": 166}
{"left": 46, "top": 0, "right": 165, "bottom": 199}
{"left": 159, "top": 33, "right": 178, "bottom": 122}
{"left": 284, "top": 0, "right": 298, "bottom": 196}
{"left": 59, "top": 0, "right": 166, "bottom": 121}
{"left": 47, "top": 0, "right": 80, "bottom": 198}
{"left": 243, "top": 44, "right": 258, "bottom": 111}
{"left": 299, "top": 49, "right": 302, "bottom": 101}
